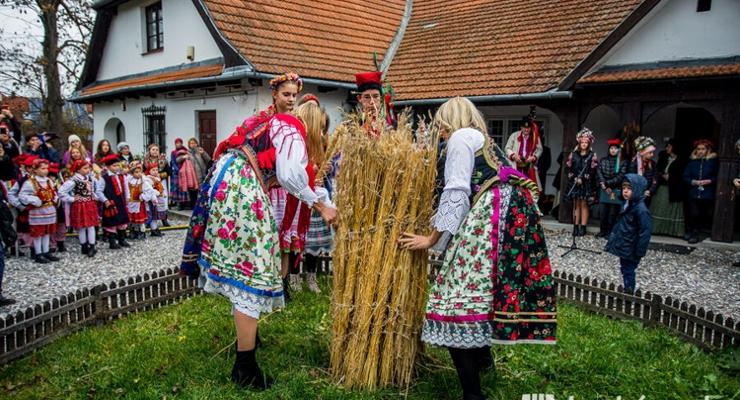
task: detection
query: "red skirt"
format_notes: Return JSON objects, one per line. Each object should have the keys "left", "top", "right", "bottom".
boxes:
{"left": 30, "top": 223, "right": 57, "bottom": 238}
{"left": 128, "top": 204, "right": 148, "bottom": 224}
{"left": 70, "top": 200, "right": 100, "bottom": 229}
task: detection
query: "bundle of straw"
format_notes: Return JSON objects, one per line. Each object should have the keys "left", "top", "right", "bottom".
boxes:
{"left": 329, "top": 113, "right": 437, "bottom": 390}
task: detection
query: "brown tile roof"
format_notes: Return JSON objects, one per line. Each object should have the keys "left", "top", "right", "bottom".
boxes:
{"left": 202, "top": 0, "right": 407, "bottom": 83}
{"left": 81, "top": 64, "right": 224, "bottom": 96}
{"left": 579, "top": 62, "right": 740, "bottom": 84}
{"left": 385, "top": 0, "right": 643, "bottom": 100}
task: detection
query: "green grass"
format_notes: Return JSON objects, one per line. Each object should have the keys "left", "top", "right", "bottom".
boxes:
{"left": 1, "top": 276, "right": 738, "bottom": 400}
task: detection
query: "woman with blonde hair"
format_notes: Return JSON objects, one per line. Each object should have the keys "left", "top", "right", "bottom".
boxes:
{"left": 180, "top": 72, "right": 336, "bottom": 392}
{"left": 400, "top": 97, "right": 557, "bottom": 400}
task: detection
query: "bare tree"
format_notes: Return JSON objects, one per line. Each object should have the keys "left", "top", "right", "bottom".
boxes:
{"left": 0, "top": 1, "right": 93, "bottom": 134}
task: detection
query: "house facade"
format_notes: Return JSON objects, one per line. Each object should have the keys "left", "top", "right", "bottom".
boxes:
{"left": 73, "top": 0, "right": 740, "bottom": 242}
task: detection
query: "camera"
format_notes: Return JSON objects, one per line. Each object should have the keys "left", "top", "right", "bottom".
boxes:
{"left": 0, "top": 127, "right": 7, "bottom": 135}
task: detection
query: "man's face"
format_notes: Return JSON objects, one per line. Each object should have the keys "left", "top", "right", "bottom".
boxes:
{"left": 357, "top": 89, "right": 381, "bottom": 115}
{"left": 28, "top": 136, "right": 40, "bottom": 148}
{"left": 0, "top": 129, "right": 8, "bottom": 143}
{"left": 521, "top": 126, "right": 531, "bottom": 136}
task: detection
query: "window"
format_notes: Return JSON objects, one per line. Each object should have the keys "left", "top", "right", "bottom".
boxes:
{"left": 487, "top": 117, "right": 548, "bottom": 149}
{"left": 697, "top": 0, "right": 711, "bottom": 12}
{"left": 145, "top": 2, "right": 163, "bottom": 52}
{"left": 116, "top": 121, "right": 126, "bottom": 144}
{"left": 487, "top": 120, "right": 505, "bottom": 148}
{"left": 142, "top": 105, "right": 166, "bottom": 151}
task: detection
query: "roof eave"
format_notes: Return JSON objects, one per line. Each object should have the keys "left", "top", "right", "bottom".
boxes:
{"left": 393, "top": 90, "right": 573, "bottom": 107}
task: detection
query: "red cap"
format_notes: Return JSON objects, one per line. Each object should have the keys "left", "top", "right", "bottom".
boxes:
{"left": 693, "top": 139, "right": 713, "bottom": 149}
{"left": 607, "top": 139, "right": 622, "bottom": 147}
{"left": 100, "top": 154, "right": 121, "bottom": 166}
{"left": 23, "top": 155, "right": 40, "bottom": 167}
{"left": 32, "top": 158, "right": 49, "bottom": 169}
{"left": 355, "top": 71, "right": 383, "bottom": 93}
{"left": 69, "top": 159, "right": 90, "bottom": 174}
{"left": 48, "top": 163, "right": 60, "bottom": 175}
{"left": 175, "top": 137, "right": 183, "bottom": 145}
{"left": 13, "top": 153, "right": 28, "bottom": 165}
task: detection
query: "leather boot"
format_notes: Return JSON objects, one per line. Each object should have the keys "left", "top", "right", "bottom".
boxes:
{"left": 117, "top": 230, "right": 131, "bottom": 247}
{"left": 87, "top": 243, "right": 97, "bottom": 257}
{"left": 42, "top": 252, "right": 60, "bottom": 262}
{"left": 57, "top": 241, "right": 66, "bottom": 252}
{"left": 81, "top": 243, "right": 89, "bottom": 255}
{"left": 108, "top": 233, "right": 121, "bottom": 250}
{"left": 231, "top": 349, "right": 273, "bottom": 390}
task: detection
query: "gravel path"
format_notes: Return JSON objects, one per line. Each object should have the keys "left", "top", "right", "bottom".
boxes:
{"left": 0, "top": 230, "right": 186, "bottom": 319}
{"left": 2, "top": 228, "right": 738, "bottom": 321}
{"left": 547, "top": 230, "right": 740, "bottom": 320}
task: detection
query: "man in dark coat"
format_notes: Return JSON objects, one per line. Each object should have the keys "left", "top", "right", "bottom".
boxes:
{"left": 605, "top": 174, "right": 653, "bottom": 292}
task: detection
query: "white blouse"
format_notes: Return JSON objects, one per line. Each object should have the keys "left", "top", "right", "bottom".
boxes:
{"left": 432, "top": 128, "right": 485, "bottom": 235}
{"left": 271, "top": 118, "right": 319, "bottom": 208}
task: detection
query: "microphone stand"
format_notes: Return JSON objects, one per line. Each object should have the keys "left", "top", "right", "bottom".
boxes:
{"left": 559, "top": 152, "right": 601, "bottom": 257}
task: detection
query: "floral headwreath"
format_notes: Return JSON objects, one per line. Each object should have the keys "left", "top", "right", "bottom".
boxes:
{"left": 576, "top": 127, "right": 594, "bottom": 144}
{"left": 269, "top": 72, "right": 303, "bottom": 92}
{"left": 634, "top": 136, "right": 656, "bottom": 153}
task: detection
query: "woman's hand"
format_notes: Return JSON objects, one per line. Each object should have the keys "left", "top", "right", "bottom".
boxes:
{"left": 314, "top": 202, "right": 337, "bottom": 226}
{"left": 398, "top": 232, "right": 434, "bottom": 251}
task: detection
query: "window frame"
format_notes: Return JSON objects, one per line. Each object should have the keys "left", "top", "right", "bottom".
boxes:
{"left": 144, "top": 2, "right": 164, "bottom": 54}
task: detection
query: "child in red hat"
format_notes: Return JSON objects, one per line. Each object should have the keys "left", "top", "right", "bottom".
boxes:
{"left": 19, "top": 158, "right": 59, "bottom": 263}
{"left": 59, "top": 159, "right": 102, "bottom": 256}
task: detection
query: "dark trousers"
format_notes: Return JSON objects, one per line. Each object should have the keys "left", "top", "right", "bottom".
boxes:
{"left": 303, "top": 253, "right": 319, "bottom": 274}
{"left": 599, "top": 203, "right": 621, "bottom": 235}
{"left": 188, "top": 189, "right": 199, "bottom": 209}
{"left": 686, "top": 199, "right": 713, "bottom": 234}
{"left": 619, "top": 257, "right": 639, "bottom": 292}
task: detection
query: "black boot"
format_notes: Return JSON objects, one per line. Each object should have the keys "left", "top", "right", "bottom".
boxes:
{"left": 161, "top": 217, "right": 171, "bottom": 227}
{"left": 87, "top": 243, "right": 97, "bottom": 257}
{"left": 150, "top": 228, "right": 163, "bottom": 237}
{"left": 81, "top": 243, "right": 89, "bottom": 255}
{"left": 572, "top": 225, "right": 578, "bottom": 237}
{"left": 580, "top": 225, "right": 588, "bottom": 236}
{"left": 282, "top": 277, "right": 291, "bottom": 303}
{"left": 33, "top": 253, "right": 50, "bottom": 264}
{"left": 448, "top": 347, "right": 487, "bottom": 400}
{"left": 57, "top": 241, "right": 66, "bottom": 252}
{"left": 476, "top": 346, "right": 495, "bottom": 374}
{"left": 43, "top": 252, "right": 60, "bottom": 262}
{"left": 117, "top": 230, "right": 131, "bottom": 247}
{"left": 108, "top": 233, "right": 121, "bottom": 250}
{"left": 231, "top": 349, "right": 273, "bottom": 390}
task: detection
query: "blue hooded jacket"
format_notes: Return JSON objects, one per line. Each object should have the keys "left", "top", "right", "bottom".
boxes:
{"left": 605, "top": 173, "right": 653, "bottom": 261}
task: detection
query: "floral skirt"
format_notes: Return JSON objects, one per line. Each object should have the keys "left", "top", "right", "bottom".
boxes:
{"left": 191, "top": 152, "right": 284, "bottom": 318}
{"left": 649, "top": 186, "right": 684, "bottom": 237}
{"left": 422, "top": 184, "right": 557, "bottom": 348}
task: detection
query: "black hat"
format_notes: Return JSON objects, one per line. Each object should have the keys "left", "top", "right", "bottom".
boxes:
{"left": 520, "top": 116, "right": 531, "bottom": 127}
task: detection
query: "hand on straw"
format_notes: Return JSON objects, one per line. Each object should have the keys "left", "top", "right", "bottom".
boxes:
{"left": 398, "top": 232, "right": 435, "bottom": 251}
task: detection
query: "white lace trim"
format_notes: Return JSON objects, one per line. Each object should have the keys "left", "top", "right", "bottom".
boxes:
{"left": 199, "top": 275, "right": 284, "bottom": 319}
{"left": 433, "top": 189, "right": 470, "bottom": 235}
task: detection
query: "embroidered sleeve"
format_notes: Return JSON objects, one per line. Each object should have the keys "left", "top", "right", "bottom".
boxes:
{"left": 271, "top": 118, "right": 319, "bottom": 207}
{"left": 432, "top": 128, "right": 484, "bottom": 235}
{"left": 58, "top": 179, "right": 76, "bottom": 203}
{"left": 19, "top": 180, "right": 42, "bottom": 207}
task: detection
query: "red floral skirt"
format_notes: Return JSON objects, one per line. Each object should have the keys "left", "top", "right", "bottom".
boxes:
{"left": 70, "top": 200, "right": 100, "bottom": 229}
{"left": 30, "top": 223, "right": 57, "bottom": 238}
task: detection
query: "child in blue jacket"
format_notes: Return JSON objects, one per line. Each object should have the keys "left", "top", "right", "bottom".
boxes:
{"left": 606, "top": 173, "right": 653, "bottom": 292}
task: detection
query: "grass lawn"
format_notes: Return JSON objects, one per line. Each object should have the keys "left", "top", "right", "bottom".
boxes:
{"left": 1, "top": 276, "right": 738, "bottom": 400}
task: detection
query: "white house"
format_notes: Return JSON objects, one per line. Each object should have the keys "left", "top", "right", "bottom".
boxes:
{"left": 71, "top": 0, "right": 410, "bottom": 156}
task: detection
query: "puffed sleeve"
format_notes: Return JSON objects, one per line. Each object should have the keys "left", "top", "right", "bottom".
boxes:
{"left": 272, "top": 118, "right": 319, "bottom": 208}
{"left": 58, "top": 178, "right": 76, "bottom": 203}
{"left": 19, "top": 180, "right": 42, "bottom": 207}
{"left": 432, "top": 128, "right": 484, "bottom": 235}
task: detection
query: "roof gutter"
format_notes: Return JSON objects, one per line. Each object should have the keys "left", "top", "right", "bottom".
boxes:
{"left": 69, "top": 66, "right": 356, "bottom": 103}
{"left": 380, "top": 0, "right": 413, "bottom": 74}
{"left": 393, "top": 90, "right": 574, "bottom": 107}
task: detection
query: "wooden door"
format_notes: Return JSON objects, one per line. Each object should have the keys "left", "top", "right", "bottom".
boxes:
{"left": 198, "top": 111, "right": 217, "bottom": 157}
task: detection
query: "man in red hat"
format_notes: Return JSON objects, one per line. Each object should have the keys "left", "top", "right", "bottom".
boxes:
{"left": 596, "top": 138, "right": 627, "bottom": 238}
{"left": 354, "top": 71, "right": 394, "bottom": 135}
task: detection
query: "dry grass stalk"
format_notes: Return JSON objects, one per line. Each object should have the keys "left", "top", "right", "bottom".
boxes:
{"left": 329, "top": 112, "right": 437, "bottom": 390}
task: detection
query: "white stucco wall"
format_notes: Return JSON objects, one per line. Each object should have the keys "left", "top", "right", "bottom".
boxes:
{"left": 597, "top": 0, "right": 740, "bottom": 68}
{"left": 96, "top": 0, "right": 223, "bottom": 81}
{"left": 92, "top": 82, "right": 351, "bottom": 156}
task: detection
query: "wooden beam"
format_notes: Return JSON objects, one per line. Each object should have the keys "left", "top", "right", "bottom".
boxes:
{"left": 711, "top": 100, "right": 740, "bottom": 242}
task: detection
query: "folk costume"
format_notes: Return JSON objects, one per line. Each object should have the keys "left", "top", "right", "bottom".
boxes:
{"left": 354, "top": 71, "right": 397, "bottom": 135}
{"left": 650, "top": 144, "right": 686, "bottom": 238}
{"left": 99, "top": 155, "right": 131, "bottom": 249}
{"left": 628, "top": 136, "right": 658, "bottom": 206}
{"left": 144, "top": 150, "right": 171, "bottom": 227}
{"left": 181, "top": 72, "right": 322, "bottom": 388}
{"left": 145, "top": 168, "right": 167, "bottom": 236}
{"left": 126, "top": 163, "right": 160, "bottom": 239}
{"left": 425, "top": 128, "right": 556, "bottom": 346}
{"left": 565, "top": 129, "right": 599, "bottom": 203}
{"left": 47, "top": 163, "right": 68, "bottom": 253}
{"left": 19, "top": 159, "right": 59, "bottom": 263}
{"left": 58, "top": 160, "right": 104, "bottom": 256}
{"left": 169, "top": 138, "right": 189, "bottom": 208}
{"left": 504, "top": 116, "right": 543, "bottom": 191}
{"left": 596, "top": 139, "right": 627, "bottom": 237}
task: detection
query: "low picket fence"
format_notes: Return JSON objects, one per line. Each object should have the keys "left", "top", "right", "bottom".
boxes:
{"left": 0, "top": 262, "right": 737, "bottom": 364}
